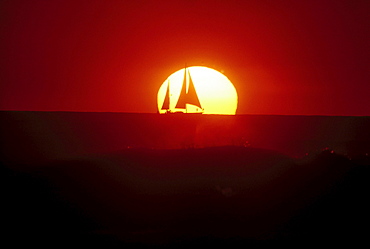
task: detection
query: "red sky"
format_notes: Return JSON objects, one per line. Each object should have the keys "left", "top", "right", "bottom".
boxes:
{"left": 1, "top": 0, "right": 369, "bottom": 115}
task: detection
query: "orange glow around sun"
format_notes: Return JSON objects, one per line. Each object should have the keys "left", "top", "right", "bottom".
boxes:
{"left": 157, "top": 66, "right": 238, "bottom": 115}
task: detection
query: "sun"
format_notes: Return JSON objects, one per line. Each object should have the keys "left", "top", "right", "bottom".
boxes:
{"left": 157, "top": 66, "right": 238, "bottom": 115}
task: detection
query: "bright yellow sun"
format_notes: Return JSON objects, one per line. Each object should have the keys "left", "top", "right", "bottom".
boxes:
{"left": 157, "top": 66, "right": 238, "bottom": 115}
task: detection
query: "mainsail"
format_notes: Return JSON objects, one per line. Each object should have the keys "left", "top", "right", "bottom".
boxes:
{"left": 161, "top": 80, "right": 170, "bottom": 110}
{"left": 175, "top": 67, "right": 202, "bottom": 112}
{"left": 175, "top": 69, "right": 187, "bottom": 109}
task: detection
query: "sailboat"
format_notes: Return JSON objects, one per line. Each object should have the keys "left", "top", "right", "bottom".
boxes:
{"left": 161, "top": 67, "right": 203, "bottom": 114}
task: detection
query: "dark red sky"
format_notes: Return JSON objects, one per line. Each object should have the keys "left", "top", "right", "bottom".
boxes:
{"left": 1, "top": 0, "right": 369, "bottom": 115}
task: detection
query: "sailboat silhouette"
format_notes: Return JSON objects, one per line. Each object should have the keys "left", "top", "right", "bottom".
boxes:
{"left": 161, "top": 67, "right": 203, "bottom": 114}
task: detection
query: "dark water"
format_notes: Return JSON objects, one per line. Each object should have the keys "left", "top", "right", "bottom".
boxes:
{"left": 1, "top": 111, "right": 369, "bottom": 161}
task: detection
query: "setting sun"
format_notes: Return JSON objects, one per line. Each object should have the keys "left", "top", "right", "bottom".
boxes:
{"left": 157, "top": 66, "right": 238, "bottom": 115}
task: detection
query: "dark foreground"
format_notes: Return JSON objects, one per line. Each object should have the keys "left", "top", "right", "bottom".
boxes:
{"left": 1, "top": 111, "right": 370, "bottom": 246}
{"left": 2, "top": 146, "right": 370, "bottom": 247}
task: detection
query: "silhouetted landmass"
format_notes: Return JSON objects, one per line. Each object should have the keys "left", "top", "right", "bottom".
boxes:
{"left": 1, "top": 111, "right": 369, "bottom": 246}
